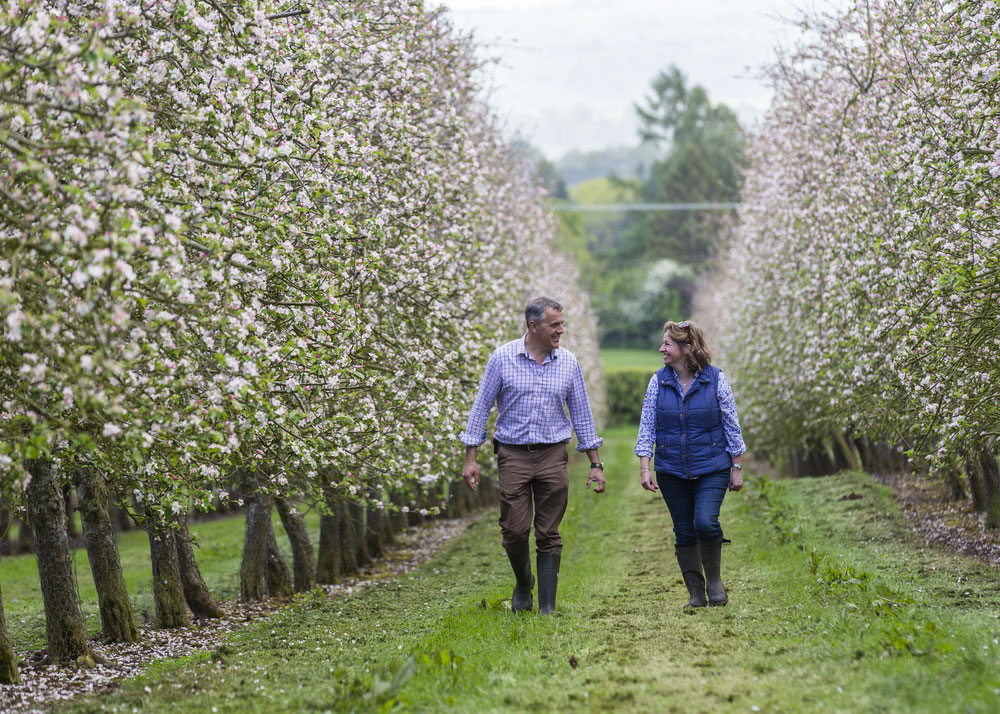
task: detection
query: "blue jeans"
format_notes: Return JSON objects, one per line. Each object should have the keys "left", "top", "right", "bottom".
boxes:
{"left": 656, "top": 470, "right": 729, "bottom": 546}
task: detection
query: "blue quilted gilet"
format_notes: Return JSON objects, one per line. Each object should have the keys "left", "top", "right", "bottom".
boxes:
{"left": 653, "top": 364, "right": 732, "bottom": 478}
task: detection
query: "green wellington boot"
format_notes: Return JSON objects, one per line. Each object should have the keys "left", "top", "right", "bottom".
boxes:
{"left": 537, "top": 552, "right": 561, "bottom": 615}
{"left": 506, "top": 544, "right": 535, "bottom": 612}
{"left": 699, "top": 536, "right": 728, "bottom": 606}
{"left": 675, "top": 544, "right": 708, "bottom": 608}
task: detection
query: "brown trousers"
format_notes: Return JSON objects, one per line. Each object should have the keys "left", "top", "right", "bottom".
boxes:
{"left": 497, "top": 444, "right": 569, "bottom": 554}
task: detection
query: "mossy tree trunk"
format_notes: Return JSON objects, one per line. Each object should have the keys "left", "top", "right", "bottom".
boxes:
{"left": 264, "top": 522, "right": 294, "bottom": 598}
{"left": 0, "top": 554, "right": 20, "bottom": 684}
{"left": 25, "top": 458, "right": 92, "bottom": 664}
{"left": 147, "top": 518, "right": 191, "bottom": 629}
{"left": 175, "top": 522, "right": 223, "bottom": 618}
{"left": 275, "top": 498, "right": 315, "bottom": 592}
{"left": 77, "top": 467, "right": 138, "bottom": 643}
{"left": 239, "top": 475, "right": 272, "bottom": 601}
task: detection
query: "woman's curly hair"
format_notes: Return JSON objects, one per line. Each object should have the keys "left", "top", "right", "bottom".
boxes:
{"left": 663, "top": 320, "right": 713, "bottom": 374}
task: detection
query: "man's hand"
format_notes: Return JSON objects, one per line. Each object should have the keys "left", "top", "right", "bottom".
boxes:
{"left": 586, "top": 467, "right": 605, "bottom": 493}
{"left": 462, "top": 446, "right": 480, "bottom": 491}
{"left": 462, "top": 461, "right": 480, "bottom": 491}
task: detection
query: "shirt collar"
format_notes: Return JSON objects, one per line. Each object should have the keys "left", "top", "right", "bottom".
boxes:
{"left": 519, "top": 334, "right": 559, "bottom": 362}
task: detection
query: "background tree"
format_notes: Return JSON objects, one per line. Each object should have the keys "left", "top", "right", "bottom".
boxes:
{"left": 553, "top": 66, "right": 745, "bottom": 348}
{"left": 618, "top": 65, "right": 745, "bottom": 266}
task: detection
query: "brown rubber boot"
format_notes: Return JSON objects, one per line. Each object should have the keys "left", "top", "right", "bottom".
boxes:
{"left": 699, "top": 536, "right": 728, "bottom": 606}
{"left": 506, "top": 543, "right": 534, "bottom": 612}
{"left": 675, "top": 544, "right": 708, "bottom": 608}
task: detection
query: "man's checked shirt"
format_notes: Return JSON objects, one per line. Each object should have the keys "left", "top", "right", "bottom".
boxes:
{"left": 460, "top": 336, "right": 603, "bottom": 452}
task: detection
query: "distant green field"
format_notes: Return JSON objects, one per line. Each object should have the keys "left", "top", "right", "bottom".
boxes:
{"left": 600, "top": 347, "right": 661, "bottom": 371}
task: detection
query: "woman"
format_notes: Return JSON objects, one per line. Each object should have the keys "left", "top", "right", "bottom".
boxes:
{"left": 635, "top": 320, "right": 746, "bottom": 607}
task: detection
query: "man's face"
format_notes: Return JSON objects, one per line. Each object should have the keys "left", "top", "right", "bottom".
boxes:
{"left": 533, "top": 308, "right": 565, "bottom": 349}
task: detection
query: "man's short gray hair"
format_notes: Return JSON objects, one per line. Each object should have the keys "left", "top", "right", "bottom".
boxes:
{"left": 525, "top": 296, "right": 563, "bottom": 327}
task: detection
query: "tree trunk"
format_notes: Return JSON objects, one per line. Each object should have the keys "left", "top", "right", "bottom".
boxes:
{"left": 15, "top": 517, "right": 33, "bottom": 554}
{"left": 349, "top": 500, "right": 371, "bottom": 567}
{"left": 870, "top": 442, "right": 889, "bottom": 475}
{"left": 264, "top": 523, "right": 294, "bottom": 598}
{"left": 854, "top": 436, "right": 874, "bottom": 473}
{"left": 805, "top": 438, "right": 835, "bottom": 476}
{"left": 831, "top": 430, "right": 860, "bottom": 472}
{"left": 445, "top": 480, "right": 462, "bottom": 518}
{"left": 968, "top": 454, "right": 987, "bottom": 512}
{"left": 239, "top": 478, "right": 272, "bottom": 602}
{"left": 64, "top": 485, "right": 78, "bottom": 539}
{"left": 339, "top": 499, "right": 359, "bottom": 576}
{"left": 949, "top": 458, "right": 973, "bottom": 504}
{"left": 0, "top": 554, "right": 20, "bottom": 684}
{"left": 25, "top": 458, "right": 92, "bottom": 664}
{"left": 979, "top": 452, "right": 1000, "bottom": 530}
{"left": 175, "top": 522, "right": 223, "bottom": 618}
{"left": 365, "top": 505, "right": 387, "bottom": 560}
{"left": 390, "top": 493, "right": 408, "bottom": 535}
{"left": 316, "top": 490, "right": 342, "bottom": 584}
{"left": 0, "top": 508, "right": 11, "bottom": 557}
{"left": 407, "top": 490, "right": 424, "bottom": 527}
{"left": 275, "top": 498, "right": 315, "bottom": 592}
{"left": 114, "top": 504, "right": 135, "bottom": 532}
{"left": 77, "top": 467, "right": 138, "bottom": 643}
{"left": 147, "top": 519, "right": 190, "bottom": 629}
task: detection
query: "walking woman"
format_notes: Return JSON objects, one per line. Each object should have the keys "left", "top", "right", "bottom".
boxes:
{"left": 635, "top": 320, "right": 746, "bottom": 607}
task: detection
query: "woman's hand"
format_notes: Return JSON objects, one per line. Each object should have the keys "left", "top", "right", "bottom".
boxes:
{"left": 640, "top": 468, "right": 658, "bottom": 492}
{"left": 728, "top": 467, "right": 743, "bottom": 492}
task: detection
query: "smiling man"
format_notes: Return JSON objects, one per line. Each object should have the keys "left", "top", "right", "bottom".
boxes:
{"left": 460, "top": 296, "right": 605, "bottom": 614}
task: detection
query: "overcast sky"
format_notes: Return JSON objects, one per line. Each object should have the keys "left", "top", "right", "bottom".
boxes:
{"left": 436, "top": 0, "right": 829, "bottom": 159}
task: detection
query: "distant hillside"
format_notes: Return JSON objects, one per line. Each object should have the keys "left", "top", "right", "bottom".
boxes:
{"left": 556, "top": 143, "right": 660, "bottom": 185}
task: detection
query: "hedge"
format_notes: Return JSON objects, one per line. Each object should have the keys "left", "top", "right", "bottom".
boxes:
{"left": 605, "top": 368, "right": 653, "bottom": 427}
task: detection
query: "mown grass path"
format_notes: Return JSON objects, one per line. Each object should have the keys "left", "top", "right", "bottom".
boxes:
{"left": 61, "top": 428, "right": 1000, "bottom": 713}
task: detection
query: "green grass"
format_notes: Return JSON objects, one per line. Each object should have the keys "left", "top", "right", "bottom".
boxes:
{"left": 601, "top": 347, "right": 662, "bottom": 371}
{"left": 9, "top": 429, "right": 1000, "bottom": 713}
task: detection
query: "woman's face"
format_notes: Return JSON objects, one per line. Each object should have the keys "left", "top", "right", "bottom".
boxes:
{"left": 659, "top": 333, "right": 690, "bottom": 368}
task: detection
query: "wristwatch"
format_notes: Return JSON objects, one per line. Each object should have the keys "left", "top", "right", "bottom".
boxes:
{"left": 732, "top": 463, "right": 742, "bottom": 470}
{"left": 590, "top": 462, "right": 604, "bottom": 471}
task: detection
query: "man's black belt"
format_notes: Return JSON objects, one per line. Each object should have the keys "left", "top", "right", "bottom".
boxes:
{"left": 494, "top": 439, "right": 563, "bottom": 453}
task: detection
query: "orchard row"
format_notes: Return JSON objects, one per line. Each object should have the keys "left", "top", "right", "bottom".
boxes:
{"left": 701, "top": 0, "right": 1000, "bottom": 495}
{"left": 0, "top": 0, "right": 601, "bottom": 675}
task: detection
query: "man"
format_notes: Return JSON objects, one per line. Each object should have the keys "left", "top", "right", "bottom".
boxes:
{"left": 460, "top": 296, "right": 605, "bottom": 614}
